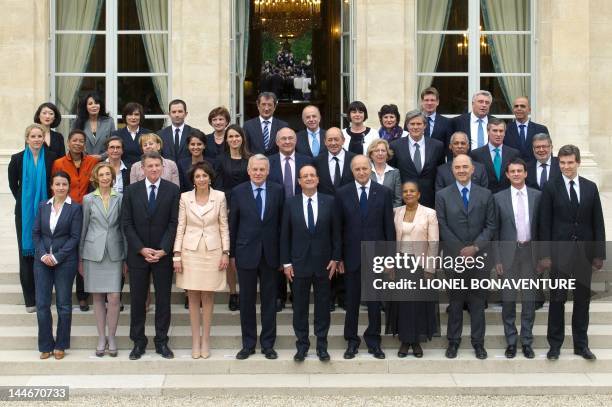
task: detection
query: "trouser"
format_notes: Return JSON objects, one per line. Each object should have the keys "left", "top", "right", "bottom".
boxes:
{"left": 343, "top": 269, "right": 381, "bottom": 349}
{"left": 292, "top": 274, "right": 331, "bottom": 352}
{"left": 277, "top": 272, "right": 293, "bottom": 304}
{"left": 15, "top": 215, "right": 35, "bottom": 307}
{"left": 75, "top": 273, "right": 89, "bottom": 302}
{"left": 330, "top": 273, "right": 345, "bottom": 306}
{"left": 446, "top": 269, "right": 486, "bottom": 346}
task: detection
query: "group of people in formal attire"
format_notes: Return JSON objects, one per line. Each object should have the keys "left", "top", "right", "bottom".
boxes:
{"left": 7, "top": 87, "right": 605, "bottom": 363}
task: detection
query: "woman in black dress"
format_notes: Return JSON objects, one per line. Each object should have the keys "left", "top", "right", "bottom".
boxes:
{"left": 205, "top": 106, "right": 230, "bottom": 160}
{"left": 33, "top": 102, "right": 65, "bottom": 157}
{"left": 178, "top": 129, "right": 216, "bottom": 192}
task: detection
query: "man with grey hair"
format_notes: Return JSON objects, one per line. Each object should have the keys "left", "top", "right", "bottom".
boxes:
{"left": 243, "top": 92, "right": 289, "bottom": 156}
{"left": 503, "top": 96, "right": 549, "bottom": 162}
{"left": 296, "top": 105, "right": 327, "bottom": 157}
{"left": 230, "top": 153, "right": 285, "bottom": 360}
{"left": 451, "top": 90, "right": 495, "bottom": 150}
{"left": 436, "top": 131, "right": 489, "bottom": 191}
{"left": 526, "top": 133, "right": 560, "bottom": 190}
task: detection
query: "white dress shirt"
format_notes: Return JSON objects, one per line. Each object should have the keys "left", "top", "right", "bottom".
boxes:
{"left": 355, "top": 179, "right": 371, "bottom": 198}
{"left": 302, "top": 192, "right": 318, "bottom": 225}
{"left": 470, "top": 113, "right": 488, "bottom": 148}
{"left": 280, "top": 152, "right": 296, "bottom": 184}
{"left": 562, "top": 174, "right": 580, "bottom": 203}
{"left": 45, "top": 196, "right": 72, "bottom": 264}
{"left": 259, "top": 116, "right": 274, "bottom": 133}
{"left": 536, "top": 156, "right": 552, "bottom": 186}
{"left": 328, "top": 149, "right": 346, "bottom": 183}
{"left": 129, "top": 127, "right": 140, "bottom": 141}
{"left": 172, "top": 123, "right": 185, "bottom": 145}
{"left": 106, "top": 159, "right": 127, "bottom": 193}
{"left": 145, "top": 177, "right": 161, "bottom": 200}
{"left": 372, "top": 163, "right": 395, "bottom": 185}
{"left": 489, "top": 143, "right": 504, "bottom": 161}
{"left": 510, "top": 185, "right": 531, "bottom": 241}
{"left": 307, "top": 128, "right": 321, "bottom": 151}
{"left": 408, "top": 136, "right": 426, "bottom": 166}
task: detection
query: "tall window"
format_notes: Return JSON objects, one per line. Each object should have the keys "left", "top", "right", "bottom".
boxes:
{"left": 51, "top": 0, "right": 170, "bottom": 135}
{"left": 417, "top": 0, "right": 533, "bottom": 116}
{"left": 340, "top": 0, "right": 354, "bottom": 127}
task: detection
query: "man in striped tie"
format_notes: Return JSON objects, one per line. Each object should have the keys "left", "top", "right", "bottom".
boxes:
{"left": 243, "top": 92, "right": 289, "bottom": 156}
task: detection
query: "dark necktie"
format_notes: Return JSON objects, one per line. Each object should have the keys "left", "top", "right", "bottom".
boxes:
{"left": 413, "top": 142, "right": 422, "bottom": 173}
{"left": 174, "top": 128, "right": 180, "bottom": 158}
{"left": 283, "top": 156, "right": 293, "bottom": 198}
{"left": 569, "top": 180, "right": 579, "bottom": 212}
{"left": 518, "top": 124, "right": 526, "bottom": 147}
{"left": 427, "top": 116, "right": 434, "bottom": 137}
{"left": 255, "top": 187, "right": 263, "bottom": 220}
{"left": 262, "top": 120, "right": 270, "bottom": 150}
{"left": 307, "top": 197, "right": 315, "bottom": 234}
{"left": 539, "top": 163, "right": 548, "bottom": 189}
{"left": 333, "top": 156, "right": 341, "bottom": 188}
{"left": 359, "top": 186, "right": 368, "bottom": 219}
{"left": 148, "top": 184, "right": 156, "bottom": 213}
{"left": 461, "top": 187, "right": 469, "bottom": 211}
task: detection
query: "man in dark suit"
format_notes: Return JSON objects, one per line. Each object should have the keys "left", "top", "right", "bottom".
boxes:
{"left": 158, "top": 99, "right": 198, "bottom": 162}
{"left": 121, "top": 151, "right": 180, "bottom": 360}
{"left": 268, "top": 127, "right": 312, "bottom": 310}
{"left": 230, "top": 154, "right": 285, "bottom": 360}
{"left": 451, "top": 90, "right": 495, "bottom": 151}
{"left": 436, "top": 131, "right": 488, "bottom": 191}
{"left": 389, "top": 110, "right": 445, "bottom": 208}
{"left": 435, "top": 154, "right": 496, "bottom": 360}
{"left": 539, "top": 145, "right": 606, "bottom": 361}
{"left": 470, "top": 118, "right": 520, "bottom": 194}
{"left": 526, "top": 133, "right": 561, "bottom": 190}
{"left": 336, "top": 155, "right": 395, "bottom": 360}
{"left": 503, "top": 97, "right": 549, "bottom": 162}
{"left": 296, "top": 105, "right": 327, "bottom": 157}
{"left": 281, "top": 164, "right": 341, "bottom": 362}
{"left": 242, "top": 92, "right": 289, "bottom": 156}
{"left": 493, "top": 158, "right": 541, "bottom": 359}
{"left": 420, "top": 87, "right": 452, "bottom": 156}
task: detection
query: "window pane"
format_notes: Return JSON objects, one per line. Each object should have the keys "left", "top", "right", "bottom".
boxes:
{"left": 480, "top": 35, "right": 530, "bottom": 74}
{"left": 342, "top": 34, "right": 350, "bottom": 74}
{"left": 417, "top": 34, "right": 468, "bottom": 73}
{"left": 480, "top": 76, "right": 530, "bottom": 115}
{"left": 418, "top": 0, "right": 466, "bottom": 31}
{"left": 118, "top": 34, "right": 168, "bottom": 72}
{"left": 420, "top": 76, "right": 468, "bottom": 115}
{"left": 57, "top": 0, "right": 105, "bottom": 30}
{"left": 56, "top": 34, "right": 105, "bottom": 73}
{"left": 342, "top": 0, "right": 350, "bottom": 32}
{"left": 119, "top": 0, "right": 168, "bottom": 31}
{"left": 55, "top": 76, "right": 106, "bottom": 115}
{"left": 118, "top": 76, "right": 165, "bottom": 116}
{"left": 481, "top": 0, "right": 530, "bottom": 31}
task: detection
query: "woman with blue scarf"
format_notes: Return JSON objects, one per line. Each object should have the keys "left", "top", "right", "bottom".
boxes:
{"left": 378, "top": 104, "right": 408, "bottom": 142}
{"left": 8, "top": 124, "right": 57, "bottom": 313}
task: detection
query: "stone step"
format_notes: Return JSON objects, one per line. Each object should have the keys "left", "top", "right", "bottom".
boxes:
{"left": 0, "top": 349, "right": 610, "bottom": 375}
{"left": 2, "top": 324, "right": 612, "bottom": 350}
{"left": 2, "top": 372, "right": 611, "bottom": 396}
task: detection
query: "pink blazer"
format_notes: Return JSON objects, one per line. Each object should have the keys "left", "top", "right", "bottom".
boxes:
{"left": 393, "top": 204, "right": 439, "bottom": 273}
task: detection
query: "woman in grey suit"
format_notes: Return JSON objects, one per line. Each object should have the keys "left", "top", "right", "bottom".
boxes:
{"left": 79, "top": 162, "right": 126, "bottom": 357}
{"left": 73, "top": 92, "right": 116, "bottom": 158}
{"left": 367, "top": 139, "right": 403, "bottom": 207}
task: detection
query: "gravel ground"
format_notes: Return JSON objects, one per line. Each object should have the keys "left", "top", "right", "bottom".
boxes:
{"left": 2, "top": 395, "right": 612, "bottom": 407}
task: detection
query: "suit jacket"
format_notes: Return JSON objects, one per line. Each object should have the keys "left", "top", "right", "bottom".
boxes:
{"left": 121, "top": 178, "right": 180, "bottom": 268}
{"left": 504, "top": 120, "right": 549, "bottom": 162}
{"left": 177, "top": 156, "right": 217, "bottom": 192}
{"left": 451, "top": 113, "right": 495, "bottom": 151}
{"left": 205, "top": 133, "right": 226, "bottom": 160}
{"left": 280, "top": 193, "right": 341, "bottom": 277}
{"left": 426, "top": 114, "right": 453, "bottom": 155}
{"left": 243, "top": 116, "right": 289, "bottom": 156}
{"left": 8, "top": 148, "right": 57, "bottom": 217}
{"left": 313, "top": 150, "right": 356, "bottom": 196}
{"left": 32, "top": 199, "right": 83, "bottom": 265}
{"left": 112, "top": 126, "right": 151, "bottom": 168}
{"left": 296, "top": 128, "right": 327, "bottom": 157}
{"left": 470, "top": 144, "right": 520, "bottom": 194}
{"left": 435, "top": 183, "right": 496, "bottom": 255}
{"left": 388, "top": 136, "right": 445, "bottom": 208}
{"left": 47, "top": 130, "right": 66, "bottom": 158}
{"left": 335, "top": 181, "right": 395, "bottom": 272}
{"left": 538, "top": 175, "right": 606, "bottom": 264}
{"left": 80, "top": 191, "right": 125, "bottom": 262}
{"left": 435, "top": 160, "right": 489, "bottom": 191}
{"left": 77, "top": 116, "right": 115, "bottom": 156}
{"left": 229, "top": 181, "right": 284, "bottom": 269}
{"left": 394, "top": 204, "right": 439, "bottom": 273}
{"left": 526, "top": 157, "right": 560, "bottom": 190}
{"left": 173, "top": 189, "right": 229, "bottom": 253}
{"left": 159, "top": 124, "right": 198, "bottom": 162}
{"left": 492, "top": 187, "right": 541, "bottom": 269}
{"left": 268, "top": 152, "right": 312, "bottom": 197}
{"left": 370, "top": 166, "right": 402, "bottom": 207}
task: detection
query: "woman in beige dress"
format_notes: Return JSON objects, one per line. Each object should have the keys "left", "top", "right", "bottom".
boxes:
{"left": 173, "top": 161, "right": 229, "bottom": 359}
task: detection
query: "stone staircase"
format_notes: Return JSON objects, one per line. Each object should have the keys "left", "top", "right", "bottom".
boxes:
{"left": 1, "top": 194, "right": 611, "bottom": 396}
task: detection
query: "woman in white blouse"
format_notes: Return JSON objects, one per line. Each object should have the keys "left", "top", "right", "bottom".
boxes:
{"left": 367, "top": 139, "right": 402, "bottom": 207}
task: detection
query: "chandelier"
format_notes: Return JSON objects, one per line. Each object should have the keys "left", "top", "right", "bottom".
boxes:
{"left": 254, "top": 0, "right": 321, "bottom": 39}
{"left": 456, "top": 27, "right": 490, "bottom": 56}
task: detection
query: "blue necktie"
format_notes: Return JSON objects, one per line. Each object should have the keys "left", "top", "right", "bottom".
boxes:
{"left": 428, "top": 117, "right": 434, "bottom": 137}
{"left": 518, "top": 124, "right": 526, "bottom": 147}
{"left": 283, "top": 156, "right": 293, "bottom": 198}
{"left": 148, "top": 184, "right": 156, "bottom": 213}
{"left": 255, "top": 187, "right": 263, "bottom": 220}
{"left": 310, "top": 131, "right": 320, "bottom": 156}
{"left": 493, "top": 148, "right": 501, "bottom": 180}
{"left": 307, "top": 197, "right": 315, "bottom": 234}
{"left": 477, "top": 119, "right": 485, "bottom": 148}
{"left": 461, "top": 187, "right": 469, "bottom": 211}
{"left": 262, "top": 120, "right": 270, "bottom": 150}
{"left": 539, "top": 163, "right": 548, "bottom": 189}
{"left": 359, "top": 186, "right": 368, "bottom": 219}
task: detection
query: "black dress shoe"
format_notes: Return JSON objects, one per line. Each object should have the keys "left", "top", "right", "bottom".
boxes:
{"left": 79, "top": 302, "right": 90, "bottom": 312}
{"left": 535, "top": 301, "right": 545, "bottom": 310}
{"left": 368, "top": 347, "right": 386, "bottom": 359}
{"left": 120, "top": 303, "right": 124, "bottom": 312}
{"left": 343, "top": 346, "right": 358, "bottom": 359}
{"left": 294, "top": 350, "right": 307, "bottom": 362}
{"left": 574, "top": 347, "right": 596, "bottom": 360}
{"left": 445, "top": 343, "right": 458, "bottom": 359}
{"left": 505, "top": 345, "right": 517, "bottom": 359}
{"left": 184, "top": 296, "right": 189, "bottom": 310}
{"left": 262, "top": 348, "right": 278, "bottom": 360}
{"left": 522, "top": 345, "right": 535, "bottom": 359}
{"left": 317, "top": 349, "right": 330, "bottom": 362}
{"left": 329, "top": 303, "right": 336, "bottom": 312}
{"left": 547, "top": 347, "right": 560, "bottom": 360}
{"left": 275, "top": 299, "right": 285, "bottom": 313}
{"left": 155, "top": 344, "right": 174, "bottom": 359}
{"left": 228, "top": 294, "right": 239, "bottom": 311}
{"left": 129, "top": 345, "right": 145, "bottom": 360}
{"left": 412, "top": 343, "right": 423, "bottom": 358}
{"left": 236, "top": 348, "right": 255, "bottom": 360}
{"left": 397, "top": 343, "right": 410, "bottom": 358}
{"left": 474, "top": 344, "right": 488, "bottom": 360}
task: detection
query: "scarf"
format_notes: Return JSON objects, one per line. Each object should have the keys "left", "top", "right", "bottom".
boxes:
{"left": 378, "top": 125, "right": 403, "bottom": 142}
{"left": 21, "top": 147, "right": 48, "bottom": 256}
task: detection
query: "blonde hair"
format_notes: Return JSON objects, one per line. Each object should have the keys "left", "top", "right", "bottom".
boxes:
{"left": 366, "top": 138, "right": 394, "bottom": 160}
{"left": 90, "top": 162, "right": 116, "bottom": 189}
{"left": 139, "top": 133, "right": 163, "bottom": 150}
{"left": 24, "top": 123, "right": 46, "bottom": 141}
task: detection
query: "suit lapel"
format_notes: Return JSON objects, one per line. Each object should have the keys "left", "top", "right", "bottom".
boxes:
{"left": 179, "top": 125, "right": 191, "bottom": 155}
{"left": 92, "top": 195, "right": 110, "bottom": 221}
{"left": 318, "top": 155, "right": 333, "bottom": 190}
{"left": 504, "top": 189, "right": 516, "bottom": 230}
{"left": 53, "top": 203, "right": 70, "bottom": 237}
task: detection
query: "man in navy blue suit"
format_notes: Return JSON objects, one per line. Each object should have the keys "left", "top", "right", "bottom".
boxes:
{"left": 230, "top": 154, "right": 285, "bottom": 360}
{"left": 526, "top": 133, "right": 560, "bottom": 191}
{"left": 503, "top": 97, "right": 549, "bottom": 162}
{"left": 336, "top": 155, "right": 395, "bottom": 360}
{"left": 158, "top": 99, "right": 199, "bottom": 162}
{"left": 281, "top": 164, "right": 341, "bottom": 362}
{"left": 242, "top": 92, "right": 289, "bottom": 156}
{"left": 420, "top": 87, "right": 452, "bottom": 154}
{"left": 451, "top": 90, "right": 495, "bottom": 151}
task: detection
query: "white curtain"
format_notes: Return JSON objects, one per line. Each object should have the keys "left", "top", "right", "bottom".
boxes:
{"left": 481, "top": 0, "right": 529, "bottom": 108}
{"left": 136, "top": 0, "right": 168, "bottom": 113}
{"left": 56, "top": 0, "right": 103, "bottom": 114}
{"left": 239, "top": 0, "right": 249, "bottom": 78}
{"left": 417, "top": 0, "right": 452, "bottom": 93}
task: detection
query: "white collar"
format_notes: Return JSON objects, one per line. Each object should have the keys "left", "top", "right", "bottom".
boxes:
{"left": 471, "top": 113, "right": 487, "bottom": 123}
{"left": 355, "top": 179, "right": 372, "bottom": 190}
{"left": 511, "top": 185, "right": 527, "bottom": 195}
{"left": 281, "top": 152, "right": 295, "bottom": 161}
{"left": 372, "top": 163, "right": 394, "bottom": 174}
{"left": 302, "top": 192, "right": 318, "bottom": 202}
{"left": 515, "top": 119, "right": 530, "bottom": 127}
{"left": 259, "top": 116, "right": 273, "bottom": 124}
{"left": 47, "top": 196, "right": 72, "bottom": 204}
{"left": 172, "top": 123, "right": 185, "bottom": 132}
{"left": 328, "top": 149, "right": 345, "bottom": 161}
{"left": 145, "top": 177, "right": 161, "bottom": 190}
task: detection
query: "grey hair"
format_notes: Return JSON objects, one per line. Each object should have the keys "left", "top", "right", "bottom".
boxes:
{"left": 472, "top": 90, "right": 493, "bottom": 102}
{"left": 452, "top": 153, "right": 473, "bottom": 166}
{"left": 532, "top": 133, "right": 552, "bottom": 145}
{"left": 449, "top": 131, "right": 469, "bottom": 144}
{"left": 247, "top": 153, "right": 270, "bottom": 169}
{"left": 404, "top": 109, "right": 427, "bottom": 125}
{"left": 257, "top": 92, "right": 278, "bottom": 104}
